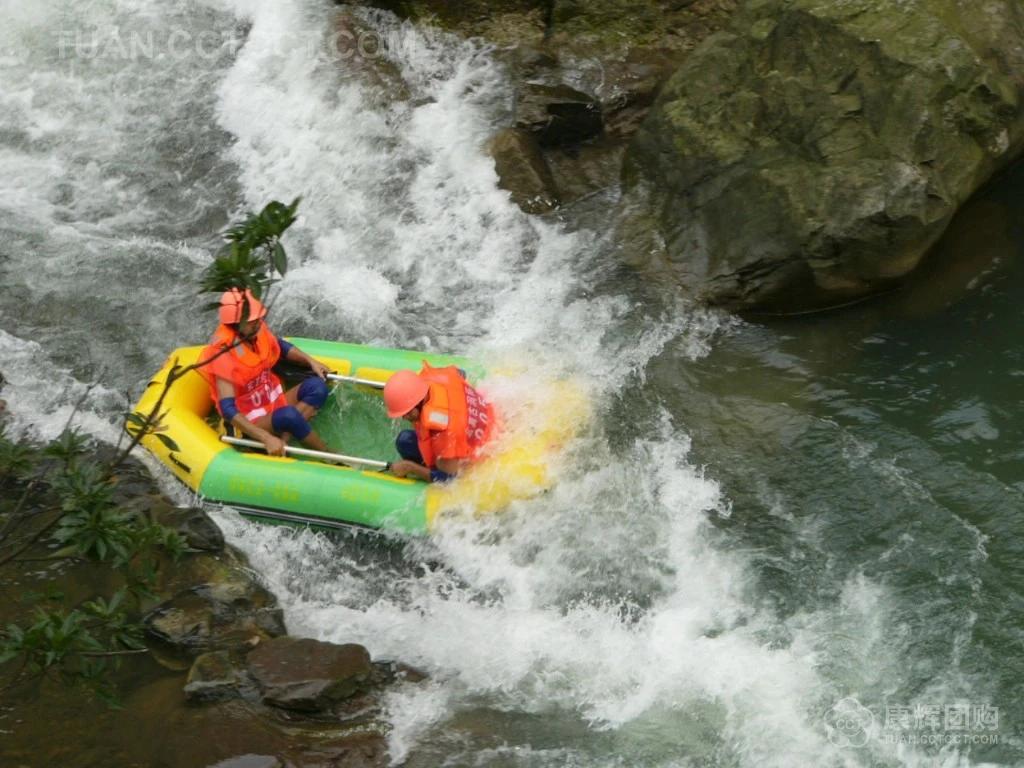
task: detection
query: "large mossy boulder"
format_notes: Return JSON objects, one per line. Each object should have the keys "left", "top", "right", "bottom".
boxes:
{"left": 622, "top": 0, "right": 1024, "bottom": 313}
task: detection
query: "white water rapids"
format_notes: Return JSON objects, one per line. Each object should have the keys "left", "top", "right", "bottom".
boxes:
{"left": 0, "top": 1, "right": 997, "bottom": 766}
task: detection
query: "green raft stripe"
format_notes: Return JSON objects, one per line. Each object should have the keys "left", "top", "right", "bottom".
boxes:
{"left": 199, "top": 448, "right": 430, "bottom": 535}
{"left": 284, "top": 338, "right": 485, "bottom": 381}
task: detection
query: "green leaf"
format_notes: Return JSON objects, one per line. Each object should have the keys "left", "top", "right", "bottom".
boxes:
{"left": 272, "top": 242, "right": 288, "bottom": 276}
{"left": 94, "top": 688, "right": 124, "bottom": 710}
{"left": 48, "top": 544, "right": 80, "bottom": 560}
{"left": 79, "top": 633, "right": 106, "bottom": 653}
{"left": 199, "top": 199, "right": 301, "bottom": 300}
{"left": 123, "top": 413, "right": 146, "bottom": 433}
{"left": 154, "top": 433, "right": 180, "bottom": 452}
{"left": 107, "top": 588, "right": 127, "bottom": 613}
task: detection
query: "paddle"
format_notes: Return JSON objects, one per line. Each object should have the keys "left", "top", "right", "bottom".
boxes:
{"left": 220, "top": 435, "right": 390, "bottom": 470}
{"left": 326, "top": 373, "right": 385, "bottom": 389}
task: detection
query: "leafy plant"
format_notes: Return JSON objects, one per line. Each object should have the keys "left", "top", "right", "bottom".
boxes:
{"left": 0, "top": 199, "right": 298, "bottom": 705}
{"left": 198, "top": 197, "right": 299, "bottom": 321}
{"left": 115, "top": 198, "right": 299, "bottom": 468}
{"left": 0, "top": 431, "right": 169, "bottom": 704}
{"left": 0, "top": 434, "right": 38, "bottom": 483}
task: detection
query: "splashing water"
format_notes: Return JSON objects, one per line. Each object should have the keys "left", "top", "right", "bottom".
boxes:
{"left": 3, "top": 0, "right": 1019, "bottom": 766}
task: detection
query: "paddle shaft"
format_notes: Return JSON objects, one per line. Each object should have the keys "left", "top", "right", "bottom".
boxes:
{"left": 327, "top": 373, "right": 385, "bottom": 389}
{"left": 221, "top": 435, "right": 390, "bottom": 470}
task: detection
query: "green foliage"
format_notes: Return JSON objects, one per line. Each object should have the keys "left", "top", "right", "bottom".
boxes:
{"left": 0, "top": 430, "right": 184, "bottom": 706}
{"left": 42, "top": 427, "right": 91, "bottom": 468}
{"left": 198, "top": 197, "right": 300, "bottom": 308}
{"left": 1, "top": 589, "right": 145, "bottom": 707}
{"left": 0, "top": 430, "right": 38, "bottom": 482}
{"left": 1, "top": 199, "right": 297, "bottom": 706}
{"left": 124, "top": 410, "right": 179, "bottom": 453}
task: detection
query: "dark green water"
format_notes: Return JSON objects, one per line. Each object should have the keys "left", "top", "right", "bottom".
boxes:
{"left": 312, "top": 384, "right": 400, "bottom": 462}
{"left": 639, "top": 162, "right": 1024, "bottom": 763}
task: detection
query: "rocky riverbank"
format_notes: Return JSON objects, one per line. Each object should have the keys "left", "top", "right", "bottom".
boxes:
{"left": 0, "top": 426, "right": 421, "bottom": 768}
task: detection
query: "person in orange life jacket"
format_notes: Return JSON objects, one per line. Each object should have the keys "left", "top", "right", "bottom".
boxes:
{"left": 383, "top": 363, "right": 496, "bottom": 483}
{"left": 199, "top": 288, "right": 331, "bottom": 458}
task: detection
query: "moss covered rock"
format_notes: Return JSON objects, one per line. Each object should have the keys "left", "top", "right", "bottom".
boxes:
{"left": 621, "top": 0, "right": 1024, "bottom": 312}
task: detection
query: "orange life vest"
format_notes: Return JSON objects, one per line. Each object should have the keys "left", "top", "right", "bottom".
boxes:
{"left": 414, "top": 361, "right": 496, "bottom": 468}
{"left": 199, "top": 323, "right": 286, "bottom": 421}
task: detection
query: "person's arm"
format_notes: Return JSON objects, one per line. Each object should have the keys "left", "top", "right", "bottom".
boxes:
{"left": 389, "top": 458, "right": 458, "bottom": 482}
{"left": 216, "top": 377, "right": 286, "bottom": 456}
{"left": 278, "top": 337, "right": 329, "bottom": 379}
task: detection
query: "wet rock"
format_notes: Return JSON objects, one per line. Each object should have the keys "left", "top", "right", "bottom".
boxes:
{"left": 246, "top": 637, "right": 373, "bottom": 712}
{"left": 330, "top": 9, "right": 412, "bottom": 105}
{"left": 208, "top": 755, "right": 285, "bottom": 768}
{"left": 128, "top": 496, "right": 226, "bottom": 551}
{"left": 547, "top": 0, "right": 736, "bottom": 55}
{"left": 341, "top": 0, "right": 739, "bottom": 225}
{"left": 184, "top": 651, "right": 243, "bottom": 703}
{"left": 596, "top": 49, "right": 679, "bottom": 141}
{"left": 105, "top": 453, "right": 166, "bottom": 502}
{"left": 544, "top": 139, "right": 625, "bottom": 209}
{"left": 157, "top": 505, "right": 226, "bottom": 552}
{"left": 371, "top": 659, "right": 428, "bottom": 685}
{"left": 144, "top": 566, "right": 287, "bottom": 665}
{"left": 487, "top": 127, "right": 560, "bottom": 214}
{"left": 514, "top": 83, "right": 603, "bottom": 147}
{"left": 344, "top": 0, "right": 549, "bottom": 44}
{"left": 503, "top": 43, "right": 559, "bottom": 82}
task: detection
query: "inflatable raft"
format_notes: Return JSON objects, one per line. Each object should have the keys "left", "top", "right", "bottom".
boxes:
{"left": 129, "top": 339, "right": 584, "bottom": 535}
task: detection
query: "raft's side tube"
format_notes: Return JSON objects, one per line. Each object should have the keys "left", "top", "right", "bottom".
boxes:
{"left": 130, "top": 346, "right": 224, "bottom": 492}
{"left": 197, "top": 451, "right": 430, "bottom": 534}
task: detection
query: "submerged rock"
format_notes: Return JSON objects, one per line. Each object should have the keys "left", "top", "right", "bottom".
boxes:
{"left": 184, "top": 650, "right": 242, "bottom": 702}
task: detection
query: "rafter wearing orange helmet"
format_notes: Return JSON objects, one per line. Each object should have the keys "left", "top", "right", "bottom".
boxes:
{"left": 383, "top": 362, "right": 496, "bottom": 483}
{"left": 198, "top": 288, "right": 333, "bottom": 457}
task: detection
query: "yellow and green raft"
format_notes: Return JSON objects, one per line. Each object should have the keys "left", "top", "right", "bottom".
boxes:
{"left": 129, "top": 338, "right": 584, "bottom": 535}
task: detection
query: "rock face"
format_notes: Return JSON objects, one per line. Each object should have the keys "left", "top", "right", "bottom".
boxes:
{"left": 514, "top": 83, "right": 604, "bottom": 146}
{"left": 488, "top": 128, "right": 561, "bottom": 214}
{"left": 143, "top": 543, "right": 288, "bottom": 666}
{"left": 622, "top": 0, "right": 1024, "bottom": 312}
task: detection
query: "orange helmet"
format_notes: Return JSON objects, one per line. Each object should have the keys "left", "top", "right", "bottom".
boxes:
{"left": 219, "top": 288, "right": 267, "bottom": 325}
{"left": 384, "top": 369, "right": 429, "bottom": 418}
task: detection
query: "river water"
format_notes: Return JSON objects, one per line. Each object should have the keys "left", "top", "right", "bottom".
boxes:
{"left": 2, "top": 1, "right": 1023, "bottom": 766}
